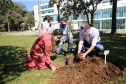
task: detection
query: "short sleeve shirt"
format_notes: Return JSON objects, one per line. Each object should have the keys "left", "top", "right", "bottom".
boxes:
{"left": 42, "top": 22, "right": 49, "bottom": 33}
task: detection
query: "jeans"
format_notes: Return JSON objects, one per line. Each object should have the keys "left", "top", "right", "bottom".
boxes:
{"left": 75, "top": 39, "right": 104, "bottom": 55}
{"left": 56, "top": 36, "right": 73, "bottom": 54}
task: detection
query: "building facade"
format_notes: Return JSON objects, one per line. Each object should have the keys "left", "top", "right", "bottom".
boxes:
{"left": 34, "top": 0, "right": 126, "bottom": 30}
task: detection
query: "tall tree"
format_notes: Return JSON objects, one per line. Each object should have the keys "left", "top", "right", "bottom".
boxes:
{"left": 60, "top": 0, "right": 102, "bottom": 26}
{"left": 12, "top": 3, "right": 27, "bottom": 30}
{"left": 86, "top": 0, "right": 102, "bottom": 26}
{"left": 49, "top": 0, "right": 64, "bottom": 23}
{"left": 25, "top": 11, "right": 35, "bottom": 30}
{"left": 10, "top": 11, "right": 23, "bottom": 30}
{"left": 0, "top": 0, "right": 14, "bottom": 32}
{"left": 111, "top": 0, "right": 117, "bottom": 34}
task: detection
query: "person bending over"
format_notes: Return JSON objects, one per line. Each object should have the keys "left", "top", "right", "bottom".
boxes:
{"left": 75, "top": 23, "right": 104, "bottom": 60}
{"left": 24, "top": 29, "right": 63, "bottom": 73}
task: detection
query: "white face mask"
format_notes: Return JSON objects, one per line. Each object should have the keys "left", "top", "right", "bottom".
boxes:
{"left": 83, "top": 32, "right": 90, "bottom": 35}
{"left": 54, "top": 37, "right": 59, "bottom": 41}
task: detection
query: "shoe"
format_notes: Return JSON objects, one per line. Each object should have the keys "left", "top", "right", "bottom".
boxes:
{"left": 95, "top": 52, "right": 99, "bottom": 56}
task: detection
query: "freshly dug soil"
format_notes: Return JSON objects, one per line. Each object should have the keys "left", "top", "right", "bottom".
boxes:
{"left": 59, "top": 57, "right": 74, "bottom": 66}
{"left": 49, "top": 55, "right": 126, "bottom": 84}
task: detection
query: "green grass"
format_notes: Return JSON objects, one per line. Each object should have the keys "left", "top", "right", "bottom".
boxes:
{"left": 0, "top": 34, "right": 126, "bottom": 84}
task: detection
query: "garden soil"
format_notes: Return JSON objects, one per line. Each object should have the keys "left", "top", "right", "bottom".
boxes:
{"left": 48, "top": 55, "right": 126, "bottom": 84}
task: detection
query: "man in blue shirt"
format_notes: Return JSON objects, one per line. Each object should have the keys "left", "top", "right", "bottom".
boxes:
{"left": 53, "top": 17, "right": 73, "bottom": 54}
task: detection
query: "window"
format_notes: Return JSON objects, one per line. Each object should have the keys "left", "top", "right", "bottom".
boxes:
{"left": 116, "top": 19, "right": 125, "bottom": 29}
{"left": 102, "top": 0, "right": 110, "bottom": 3}
{"left": 41, "top": 11, "right": 44, "bottom": 14}
{"left": 41, "top": 7, "right": 44, "bottom": 9}
{"left": 41, "top": 5, "right": 48, "bottom": 9}
{"left": 117, "top": 7, "right": 126, "bottom": 17}
{"left": 94, "top": 10, "right": 101, "bottom": 19}
{"left": 50, "top": 17, "right": 53, "bottom": 22}
{"left": 60, "top": 3, "right": 62, "bottom": 7}
{"left": 48, "top": 5, "right": 54, "bottom": 8}
{"left": 94, "top": 20, "right": 100, "bottom": 29}
{"left": 102, "top": 9, "right": 112, "bottom": 18}
{"left": 48, "top": 9, "right": 54, "bottom": 13}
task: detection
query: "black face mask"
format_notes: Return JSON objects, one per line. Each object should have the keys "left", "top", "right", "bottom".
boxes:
{"left": 61, "top": 24, "right": 66, "bottom": 28}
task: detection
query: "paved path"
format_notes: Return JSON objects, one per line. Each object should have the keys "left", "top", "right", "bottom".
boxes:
{"left": 0, "top": 31, "right": 39, "bottom": 35}
{"left": 0, "top": 29, "right": 126, "bottom": 35}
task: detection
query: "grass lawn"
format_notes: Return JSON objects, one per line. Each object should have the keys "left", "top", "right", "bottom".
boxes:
{"left": 0, "top": 33, "right": 126, "bottom": 84}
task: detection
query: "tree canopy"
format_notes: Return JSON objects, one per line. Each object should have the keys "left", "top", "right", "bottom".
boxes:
{"left": 0, "top": 0, "right": 35, "bottom": 32}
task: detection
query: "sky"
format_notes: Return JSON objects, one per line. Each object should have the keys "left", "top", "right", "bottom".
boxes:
{"left": 12, "top": 0, "right": 50, "bottom": 11}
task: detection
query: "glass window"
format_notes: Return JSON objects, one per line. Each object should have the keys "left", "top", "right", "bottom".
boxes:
{"left": 50, "top": 17, "right": 53, "bottom": 22}
{"left": 102, "top": 20, "right": 112, "bottom": 29}
{"left": 41, "top": 11, "right": 44, "bottom": 14}
{"left": 117, "top": 6, "right": 126, "bottom": 17}
{"left": 41, "top": 6, "right": 44, "bottom": 9}
{"left": 116, "top": 19, "right": 125, "bottom": 29}
{"left": 42, "top": 16, "right": 45, "bottom": 22}
{"left": 102, "top": 9, "right": 112, "bottom": 18}
{"left": 94, "top": 10, "right": 101, "bottom": 19}
{"left": 94, "top": 20, "right": 100, "bottom": 29}
{"left": 103, "top": 0, "right": 110, "bottom": 3}
{"left": 60, "top": 3, "right": 62, "bottom": 7}
{"left": 48, "top": 4, "right": 54, "bottom": 8}
{"left": 41, "top": 5, "right": 48, "bottom": 9}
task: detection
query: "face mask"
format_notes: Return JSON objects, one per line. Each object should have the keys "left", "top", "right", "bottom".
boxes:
{"left": 83, "top": 32, "right": 90, "bottom": 35}
{"left": 54, "top": 37, "right": 59, "bottom": 41}
{"left": 61, "top": 24, "right": 66, "bottom": 28}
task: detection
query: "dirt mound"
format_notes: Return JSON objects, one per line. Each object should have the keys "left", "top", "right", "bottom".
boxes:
{"left": 48, "top": 55, "right": 126, "bottom": 84}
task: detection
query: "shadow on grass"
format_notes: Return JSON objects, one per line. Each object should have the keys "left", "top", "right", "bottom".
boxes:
{"left": 50, "top": 55, "right": 57, "bottom": 61}
{"left": 0, "top": 46, "right": 27, "bottom": 84}
{"left": 101, "top": 34, "right": 126, "bottom": 70}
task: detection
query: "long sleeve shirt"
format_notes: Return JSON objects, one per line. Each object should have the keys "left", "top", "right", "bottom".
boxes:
{"left": 24, "top": 33, "right": 53, "bottom": 69}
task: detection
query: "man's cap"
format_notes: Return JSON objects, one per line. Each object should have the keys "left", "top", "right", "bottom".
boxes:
{"left": 80, "top": 23, "right": 90, "bottom": 30}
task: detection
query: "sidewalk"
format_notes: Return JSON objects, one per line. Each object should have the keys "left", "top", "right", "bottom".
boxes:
{"left": 0, "top": 31, "right": 39, "bottom": 35}
{"left": 98, "top": 29, "right": 126, "bottom": 34}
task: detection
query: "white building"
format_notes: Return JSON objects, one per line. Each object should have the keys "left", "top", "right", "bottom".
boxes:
{"left": 33, "top": 0, "right": 126, "bottom": 30}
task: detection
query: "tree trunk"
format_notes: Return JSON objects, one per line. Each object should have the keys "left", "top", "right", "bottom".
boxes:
{"left": 111, "top": 0, "right": 117, "bottom": 34}
{"left": 6, "top": 12, "right": 10, "bottom": 32}
{"left": 85, "top": 11, "right": 89, "bottom": 24}
{"left": 12, "top": 25, "right": 14, "bottom": 31}
{"left": 91, "top": 13, "right": 94, "bottom": 27}
{"left": 57, "top": 4, "right": 60, "bottom": 23}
